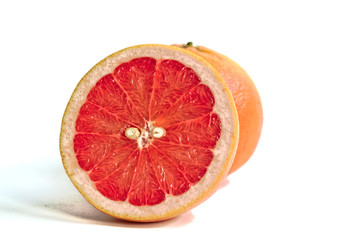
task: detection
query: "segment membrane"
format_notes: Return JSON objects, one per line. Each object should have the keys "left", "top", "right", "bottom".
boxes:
{"left": 75, "top": 102, "right": 132, "bottom": 135}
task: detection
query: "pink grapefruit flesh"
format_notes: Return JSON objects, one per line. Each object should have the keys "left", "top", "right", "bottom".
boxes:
{"left": 74, "top": 57, "right": 221, "bottom": 206}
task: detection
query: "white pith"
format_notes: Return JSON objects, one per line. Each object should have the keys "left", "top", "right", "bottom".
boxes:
{"left": 60, "top": 45, "right": 238, "bottom": 221}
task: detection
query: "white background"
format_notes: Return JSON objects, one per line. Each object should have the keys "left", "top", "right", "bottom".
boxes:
{"left": 1, "top": 0, "right": 359, "bottom": 239}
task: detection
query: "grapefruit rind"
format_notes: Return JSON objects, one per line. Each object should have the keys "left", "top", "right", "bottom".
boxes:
{"left": 60, "top": 44, "right": 239, "bottom": 222}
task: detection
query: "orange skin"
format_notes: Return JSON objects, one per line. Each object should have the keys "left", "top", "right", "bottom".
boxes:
{"left": 173, "top": 43, "right": 263, "bottom": 174}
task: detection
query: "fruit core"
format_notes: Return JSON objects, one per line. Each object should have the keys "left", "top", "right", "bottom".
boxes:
{"left": 125, "top": 124, "right": 166, "bottom": 148}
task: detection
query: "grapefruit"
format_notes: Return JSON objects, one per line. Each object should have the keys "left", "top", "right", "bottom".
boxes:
{"left": 60, "top": 44, "right": 239, "bottom": 222}
{"left": 173, "top": 43, "right": 263, "bottom": 173}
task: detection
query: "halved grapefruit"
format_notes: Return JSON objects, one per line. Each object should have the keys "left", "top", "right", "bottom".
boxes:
{"left": 60, "top": 44, "right": 239, "bottom": 222}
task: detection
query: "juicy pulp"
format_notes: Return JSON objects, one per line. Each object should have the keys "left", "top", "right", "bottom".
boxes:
{"left": 74, "top": 57, "right": 222, "bottom": 206}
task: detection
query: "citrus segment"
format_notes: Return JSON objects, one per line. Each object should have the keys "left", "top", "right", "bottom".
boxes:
{"left": 89, "top": 143, "right": 138, "bottom": 182}
{"left": 159, "top": 113, "right": 221, "bottom": 149}
{"left": 154, "top": 84, "right": 215, "bottom": 126}
{"left": 149, "top": 59, "right": 201, "bottom": 120}
{"left": 73, "top": 133, "right": 135, "bottom": 171}
{"left": 75, "top": 102, "right": 134, "bottom": 135}
{"left": 127, "top": 149, "right": 166, "bottom": 206}
{"left": 152, "top": 141, "right": 213, "bottom": 184}
{"left": 86, "top": 74, "right": 145, "bottom": 127}
{"left": 147, "top": 144, "right": 191, "bottom": 195}
{"left": 95, "top": 148, "right": 140, "bottom": 201}
{"left": 113, "top": 57, "right": 156, "bottom": 120}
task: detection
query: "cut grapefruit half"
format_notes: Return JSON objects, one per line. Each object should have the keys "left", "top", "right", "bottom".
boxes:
{"left": 60, "top": 44, "right": 239, "bottom": 222}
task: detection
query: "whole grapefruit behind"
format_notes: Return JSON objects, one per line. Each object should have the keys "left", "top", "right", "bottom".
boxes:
{"left": 174, "top": 43, "right": 263, "bottom": 174}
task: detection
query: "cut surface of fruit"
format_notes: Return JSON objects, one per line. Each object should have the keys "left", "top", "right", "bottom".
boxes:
{"left": 60, "top": 44, "right": 239, "bottom": 222}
